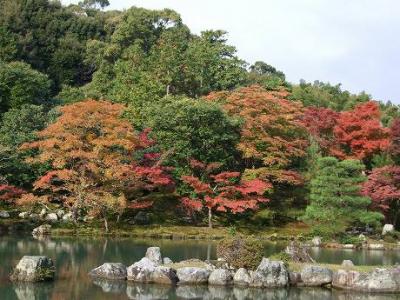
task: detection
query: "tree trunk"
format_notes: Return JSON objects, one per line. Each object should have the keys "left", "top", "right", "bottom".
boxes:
{"left": 208, "top": 207, "right": 212, "bottom": 229}
{"left": 166, "top": 84, "right": 170, "bottom": 96}
{"left": 104, "top": 215, "right": 109, "bottom": 233}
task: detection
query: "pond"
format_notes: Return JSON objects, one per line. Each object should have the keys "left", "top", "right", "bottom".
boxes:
{"left": 1, "top": 235, "right": 400, "bottom": 299}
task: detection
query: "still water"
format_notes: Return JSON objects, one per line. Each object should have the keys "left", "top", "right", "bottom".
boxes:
{"left": 1, "top": 235, "right": 400, "bottom": 299}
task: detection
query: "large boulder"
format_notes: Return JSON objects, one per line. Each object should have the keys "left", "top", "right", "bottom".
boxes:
{"left": 10, "top": 256, "right": 55, "bottom": 282}
{"left": 233, "top": 268, "right": 252, "bottom": 286}
{"left": 45, "top": 213, "right": 58, "bottom": 223}
{"left": 333, "top": 268, "right": 400, "bottom": 292}
{"left": 152, "top": 266, "right": 178, "bottom": 285}
{"left": 18, "top": 212, "right": 30, "bottom": 219}
{"left": 32, "top": 224, "right": 51, "bottom": 237}
{"left": 146, "top": 247, "right": 162, "bottom": 265}
{"left": 382, "top": 224, "right": 395, "bottom": 235}
{"left": 127, "top": 257, "right": 156, "bottom": 282}
{"left": 250, "top": 258, "right": 289, "bottom": 288}
{"left": 163, "top": 257, "right": 173, "bottom": 264}
{"left": 368, "top": 244, "right": 385, "bottom": 250}
{"left": 89, "top": 263, "right": 127, "bottom": 280}
{"left": 62, "top": 212, "right": 73, "bottom": 222}
{"left": 208, "top": 269, "right": 233, "bottom": 286}
{"left": 176, "top": 267, "right": 211, "bottom": 284}
{"left": 300, "top": 265, "right": 332, "bottom": 286}
{"left": 0, "top": 211, "right": 10, "bottom": 218}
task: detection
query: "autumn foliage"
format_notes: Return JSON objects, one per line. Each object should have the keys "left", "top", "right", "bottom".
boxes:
{"left": 332, "top": 102, "right": 390, "bottom": 160}
{"left": 20, "top": 100, "right": 173, "bottom": 231}
{"left": 362, "top": 166, "right": 400, "bottom": 224}
{"left": 181, "top": 159, "right": 271, "bottom": 228}
{"left": 0, "top": 184, "right": 25, "bottom": 203}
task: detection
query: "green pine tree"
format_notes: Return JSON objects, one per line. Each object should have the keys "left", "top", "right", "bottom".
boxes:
{"left": 304, "top": 157, "right": 383, "bottom": 232}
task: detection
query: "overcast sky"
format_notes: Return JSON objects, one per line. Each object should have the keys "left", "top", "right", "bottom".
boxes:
{"left": 63, "top": 0, "right": 400, "bottom": 104}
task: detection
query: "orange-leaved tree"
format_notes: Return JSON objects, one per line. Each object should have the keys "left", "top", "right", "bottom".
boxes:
{"left": 204, "top": 85, "right": 308, "bottom": 185}
{"left": 181, "top": 159, "right": 271, "bottom": 228}
{"left": 19, "top": 100, "right": 173, "bottom": 231}
{"left": 332, "top": 101, "right": 390, "bottom": 161}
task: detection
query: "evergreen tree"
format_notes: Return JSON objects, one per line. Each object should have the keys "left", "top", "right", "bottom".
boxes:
{"left": 304, "top": 157, "right": 383, "bottom": 231}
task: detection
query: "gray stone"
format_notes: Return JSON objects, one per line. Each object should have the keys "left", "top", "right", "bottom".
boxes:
{"left": 62, "top": 212, "right": 73, "bottom": 222}
{"left": 0, "top": 211, "right": 10, "bottom": 218}
{"left": 333, "top": 268, "right": 400, "bottom": 292}
{"left": 45, "top": 213, "right": 58, "bottom": 222}
{"left": 300, "top": 265, "right": 333, "bottom": 286}
{"left": 250, "top": 258, "right": 289, "bottom": 288}
{"left": 32, "top": 224, "right": 51, "bottom": 237}
{"left": 312, "top": 236, "right": 322, "bottom": 247}
{"left": 289, "top": 271, "right": 302, "bottom": 286}
{"left": 383, "top": 224, "right": 395, "bottom": 235}
{"left": 152, "top": 266, "right": 178, "bottom": 284}
{"left": 285, "top": 241, "right": 315, "bottom": 263}
{"left": 133, "top": 211, "right": 151, "bottom": 225}
{"left": 176, "top": 267, "right": 211, "bottom": 284}
{"left": 163, "top": 257, "right": 173, "bottom": 264}
{"left": 233, "top": 268, "right": 252, "bottom": 287}
{"left": 208, "top": 269, "right": 233, "bottom": 285}
{"left": 342, "top": 244, "right": 355, "bottom": 249}
{"left": 89, "top": 263, "right": 127, "bottom": 280}
{"left": 39, "top": 208, "right": 47, "bottom": 218}
{"left": 145, "top": 247, "right": 162, "bottom": 265}
{"left": 368, "top": 244, "right": 385, "bottom": 250}
{"left": 29, "top": 213, "right": 40, "bottom": 221}
{"left": 10, "top": 256, "right": 55, "bottom": 282}
{"left": 18, "top": 212, "right": 29, "bottom": 219}
{"left": 127, "top": 257, "right": 156, "bottom": 282}
{"left": 342, "top": 260, "right": 354, "bottom": 267}
{"left": 92, "top": 278, "right": 127, "bottom": 293}
{"left": 56, "top": 209, "right": 65, "bottom": 218}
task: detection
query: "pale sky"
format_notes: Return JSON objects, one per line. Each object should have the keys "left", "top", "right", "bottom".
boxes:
{"left": 63, "top": 0, "right": 400, "bottom": 104}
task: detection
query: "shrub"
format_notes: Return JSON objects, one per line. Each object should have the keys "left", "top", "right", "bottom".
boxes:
{"left": 217, "top": 235, "right": 263, "bottom": 270}
{"left": 268, "top": 251, "right": 291, "bottom": 268}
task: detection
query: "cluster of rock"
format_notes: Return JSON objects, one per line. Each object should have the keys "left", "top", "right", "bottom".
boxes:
{"left": 18, "top": 208, "right": 73, "bottom": 223}
{"left": 88, "top": 247, "right": 400, "bottom": 293}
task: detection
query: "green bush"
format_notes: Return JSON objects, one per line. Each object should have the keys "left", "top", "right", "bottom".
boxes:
{"left": 338, "top": 235, "right": 362, "bottom": 246}
{"left": 217, "top": 236, "right": 263, "bottom": 270}
{"left": 268, "top": 251, "right": 291, "bottom": 268}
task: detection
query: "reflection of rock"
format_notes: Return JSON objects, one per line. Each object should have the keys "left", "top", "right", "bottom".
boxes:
{"left": 126, "top": 283, "right": 171, "bottom": 300}
{"left": 206, "top": 286, "right": 233, "bottom": 299}
{"left": 10, "top": 256, "right": 55, "bottom": 282}
{"left": 92, "top": 278, "right": 127, "bottom": 293}
{"left": 89, "top": 263, "right": 127, "bottom": 280}
{"left": 146, "top": 246, "right": 162, "bottom": 265}
{"left": 333, "top": 289, "right": 400, "bottom": 300}
{"left": 13, "top": 282, "right": 54, "bottom": 300}
{"left": 234, "top": 287, "right": 289, "bottom": 300}
{"left": 177, "top": 267, "right": 211, "bottom": 284}
{"left": 300, "top": 265, "right": 333, "bottom": 286}
{"left": 176, "top": 285, "right": 209, "bottom": 299}
{"left": 250, "top": 258, "right": 289, "bottom": 288}
{"left": 208, "top": 269, "right": 233, "bottom": 285}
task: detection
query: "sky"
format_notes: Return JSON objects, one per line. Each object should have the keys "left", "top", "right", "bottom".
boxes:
{"left": 62, "top": 0, "right": 400, "bottom": 104}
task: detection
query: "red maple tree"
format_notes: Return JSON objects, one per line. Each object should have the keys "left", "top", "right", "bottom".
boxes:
{"left": 332, "top": 102, "right": 390, "bottom": 160}
{"left": 181, "top": 159, "right": 271, "bottom": 228}
{"left": 362, "top": 166, "right": 400, "bottom": 225}
{"left": 0, "top": 184, "right": 25, "bottom": 204}
{"left": 389, "top": 118, "right": 400, "bottom": 162}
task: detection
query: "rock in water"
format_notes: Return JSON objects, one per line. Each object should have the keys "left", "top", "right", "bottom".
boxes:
{"left": 163, "top": 257, "right": 173, "bottom": 264}
{"left": 32, "top": 224, "right": 51, "bottom": 237}
{"left": 233, "top": 268, "right": 252, "bottom": 286}
{"left": 176, "top": 267, "right": 211, "bottom": 284}
{"left": 250, "top": 258, "right": 289, "bottom": 288}
{"left": 152, "top": 266, "right": 178, "bottom": 284}
{"left": 146, "top": 247, "right": 162, "bottom": 265}
{"left": 89, "top": 263, "right": 127, "bottom": 280}
{"left": 10, "top": 256, "right": 55, "bottom": 282}
{"left": 127, "top": 257, "right": 156, "bottom": 282}
{"left": 208, "top": 269, "right": 233, "bottom": 286}
{"left": 382, "top": 224, "right": 394, "bottom": 235}
{"left": 300, "top": 265, "right": 333, "bottom": 286}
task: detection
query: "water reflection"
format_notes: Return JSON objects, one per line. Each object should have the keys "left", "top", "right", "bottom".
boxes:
{"left": 1, "top": 235, "right": 400, "bottom": 299}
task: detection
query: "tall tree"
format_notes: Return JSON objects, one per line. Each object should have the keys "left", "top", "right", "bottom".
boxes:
{"left": 20, "top": 100, "right": 173, "bottom": 231}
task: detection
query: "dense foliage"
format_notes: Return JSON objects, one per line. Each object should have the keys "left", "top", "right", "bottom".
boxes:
{"left": 1, "top": 0, "right": 399, "bottom": 234}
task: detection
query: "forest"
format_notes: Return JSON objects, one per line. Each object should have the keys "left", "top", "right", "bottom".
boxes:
{"left": 1, "top": 0, "right": 400, "bottom": 238}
